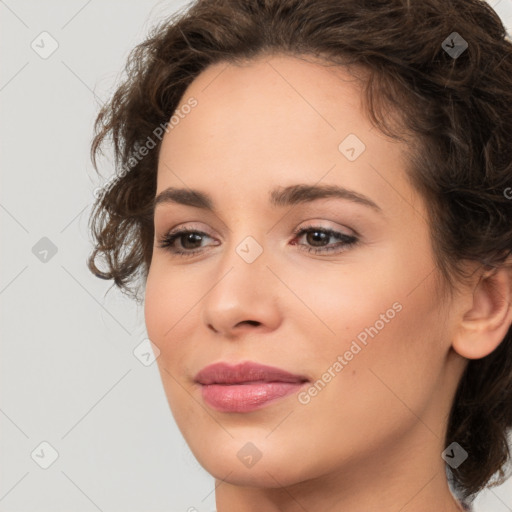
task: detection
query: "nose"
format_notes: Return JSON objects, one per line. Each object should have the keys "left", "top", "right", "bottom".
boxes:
{"left": 200, "top": 237, "right": 283, "bottom": 339}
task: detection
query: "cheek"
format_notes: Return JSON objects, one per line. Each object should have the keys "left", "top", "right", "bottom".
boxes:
{"left": 144, "top": 262, "right": 194, "bottom": 341}
{"left": 144, "top": 268, "right": 196, "bottom": 417}
{"left": 144, "top": 275, "right": 166, "bottom": 349}
{"left": 144, "top": 261, "right": 214, "bottom": 395}
{"left": 299, "top": 245, "right": 446, "bottom": 411}
{"left": 295, "top": 262, "right": 400, "bottom": 353}
{"left": 289, "top": 291, "right": 445, "bottom": 475}
{"left": 144, "top": 265, "right": 190, "bottom": 381}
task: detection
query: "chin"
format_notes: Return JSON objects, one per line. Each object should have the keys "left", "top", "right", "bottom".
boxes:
{"left": 190, "top": 439, "right": 316, "bottom": 489}
{"left": 205, "top": 460, "right": 306, "bottom": 488}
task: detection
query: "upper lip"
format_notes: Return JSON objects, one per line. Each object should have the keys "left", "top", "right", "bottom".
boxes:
{"left": 194, "top": 361, "right": 310, "bottom": 385}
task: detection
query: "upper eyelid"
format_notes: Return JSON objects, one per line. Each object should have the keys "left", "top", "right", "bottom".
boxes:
{"left": 153, "top": 200, "right": 374, "bottom": 231}
{"left": 158, "top": 222, "right": 354, "bottom": 238}
{"left": 161, "top": 222, "right": 213, "bottom": 237}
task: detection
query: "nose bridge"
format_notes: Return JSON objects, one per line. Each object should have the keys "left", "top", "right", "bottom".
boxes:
{"left": 199, "top": 223, "right": 282, "bottom": 334}
{"left": 217, "top": 207, "right": 272, "bottom": 271}
{"left": 210, "top": 228, "right": 270, "bottom": 298}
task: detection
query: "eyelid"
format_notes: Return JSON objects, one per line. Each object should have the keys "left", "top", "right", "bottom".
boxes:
{"left": 293, "top": 219, "right": 357, "bottom": 237}
{"left": 158, "top": 221, "right": 215, "bottom": 237}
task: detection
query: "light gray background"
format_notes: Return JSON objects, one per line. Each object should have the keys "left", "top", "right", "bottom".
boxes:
{"left": 1, "top": 1, "right": 512, "bottom": 511}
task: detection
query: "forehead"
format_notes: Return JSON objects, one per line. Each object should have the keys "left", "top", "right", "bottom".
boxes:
{"left": 155, "top": 54, "right": 422, "bottom": 220}
{"left": 163, "top": 54, "right": 369, "bottom": 154}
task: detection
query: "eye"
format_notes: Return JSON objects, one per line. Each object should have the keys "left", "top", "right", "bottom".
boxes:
{"left": 290, "top": 225, "right": 359, "bottom": 255}
{"left": 156, "top": 224, "right": 360, "bottom": 258}
{"left": 157, "top": 228, "right": 217, "bottom": 257}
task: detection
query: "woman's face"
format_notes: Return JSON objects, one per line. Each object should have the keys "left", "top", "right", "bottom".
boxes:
{"left": 144, "top": 54, "right": 466, "bottom": 491}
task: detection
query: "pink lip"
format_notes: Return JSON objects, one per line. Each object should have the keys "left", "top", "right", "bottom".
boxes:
{"left": 194, "top": 361, "right": 309, "bottom": 413}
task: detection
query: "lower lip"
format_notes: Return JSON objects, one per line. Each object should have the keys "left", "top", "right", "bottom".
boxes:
{"left": 200, "top": 382, "right": 307, "bottom": 412}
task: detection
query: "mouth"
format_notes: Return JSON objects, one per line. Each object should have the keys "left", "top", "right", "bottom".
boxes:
{"left": 194, "top": 361, "right": 310, "bottom": 413}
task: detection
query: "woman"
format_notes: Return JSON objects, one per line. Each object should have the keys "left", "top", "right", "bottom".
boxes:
{"left": 87, "top": 0, "right": 512, "bottom": 510}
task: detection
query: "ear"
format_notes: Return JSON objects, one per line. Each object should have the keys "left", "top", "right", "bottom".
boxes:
{"left": 452, "top": 263, "right": 512, "bottom": 360}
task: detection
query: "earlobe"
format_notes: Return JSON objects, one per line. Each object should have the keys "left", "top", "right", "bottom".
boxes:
{"left": 452, "top": 264, "right": 512, "bottom": 360}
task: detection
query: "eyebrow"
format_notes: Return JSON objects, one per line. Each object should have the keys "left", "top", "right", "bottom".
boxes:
{"left": 153, "top": 183, "right": 382, "bottom": 213}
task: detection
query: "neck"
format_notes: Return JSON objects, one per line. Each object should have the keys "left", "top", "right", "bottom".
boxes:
{"left": 214, "top": 421, "right": 465, "bottom": 512}
{"left": 215, "top": 469, "right": 464, "bottom": 512}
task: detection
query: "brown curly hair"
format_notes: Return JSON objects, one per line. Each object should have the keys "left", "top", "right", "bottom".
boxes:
{"left": 87, "top": 0, "right": 512, "bottom": 505}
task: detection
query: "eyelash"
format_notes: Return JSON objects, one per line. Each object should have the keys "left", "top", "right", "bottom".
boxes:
{"left": 157, "top": 225, "right": 359, "bottom": 258}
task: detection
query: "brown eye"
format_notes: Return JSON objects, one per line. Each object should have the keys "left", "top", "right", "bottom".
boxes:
{"left": 291, "top": 226, "right": 359, "bottom": 255}
{"left": 158, "top": 229, "right": 216, "bottom": 257}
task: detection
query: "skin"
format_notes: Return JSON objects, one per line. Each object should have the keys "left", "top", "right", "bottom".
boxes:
{"left": 144, "top": 53, "right": 512, "bottom": 512}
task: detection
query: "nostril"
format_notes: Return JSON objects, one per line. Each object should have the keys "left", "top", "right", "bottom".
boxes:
{"left": 240, "top": 320, "right": 260, "bottom": 327}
